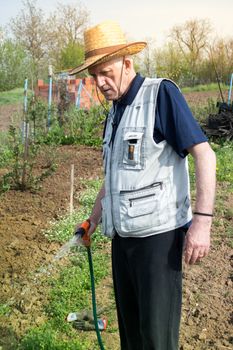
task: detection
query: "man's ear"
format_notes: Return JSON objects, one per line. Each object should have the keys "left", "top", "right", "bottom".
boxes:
{"left": 124, "top": 57, "right": 133, "bottom": 74}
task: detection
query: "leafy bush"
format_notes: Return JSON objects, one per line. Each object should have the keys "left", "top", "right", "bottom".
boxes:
{"left": 19, "top": 102, "right": 108, "bottom": 147}
{"left": 44, "top": 104, "right": 107, "bottom": 147}
{"left": 0, "top": 40, "right": 27, "bottom": 92}
{"left": 1, "top": 86, "right": 108, "bottom": 147}
{"left": 0, "top": 125, "right": 56, "bottom": 192}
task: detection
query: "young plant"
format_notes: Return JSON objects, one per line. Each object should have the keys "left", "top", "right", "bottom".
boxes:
{"left": 0, "top": 125, "right": 56, "bottom": 192}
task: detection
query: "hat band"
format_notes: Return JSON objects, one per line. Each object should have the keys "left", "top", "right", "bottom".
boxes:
{"left": 85, "top": 44, "right": 126, "bottom": 59}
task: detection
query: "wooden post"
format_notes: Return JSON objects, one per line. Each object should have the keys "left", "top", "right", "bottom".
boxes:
{"left": 70, "top": 164, "right": 74, "bottom": 215}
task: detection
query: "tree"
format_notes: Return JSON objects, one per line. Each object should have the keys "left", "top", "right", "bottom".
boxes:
{"left": 58, "top": 42, "right": 84, "bottom": 71}
{"left": 0, "top": 39, "right": 27, "bottom": 91}
{"left": 10, "top": 0, "right": 49, "bottom": 80}
{"left": 210, "top": 38, "right": 233, "bottom": 82}
{"left": 136, "top": 37, "right": 157, "bottom": 78}
{"left": 154, "top": 43, "right": 189, "bottom": 85}
{"left": 53, "top": 2, "right": 89, "bottom": 45}
{"left": 47, "top": 1, "right": 89, "bottom": 70}
{"left": 9, "top": 0, "right": 89, "bottom": 80}
{"left": 170, "top": 18, "right": 212, "bottom": 85}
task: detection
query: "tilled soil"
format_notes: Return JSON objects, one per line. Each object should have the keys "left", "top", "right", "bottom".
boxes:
{"left": 0, "top": 144, "right": 104, "bottom": 348}
{"left": 0, "top": 104, "right": 21, "bottom": 131}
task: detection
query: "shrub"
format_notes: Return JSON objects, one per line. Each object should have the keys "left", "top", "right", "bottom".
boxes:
{"left": 43, "top": 104, "right": 108, "bottom": 147}
{"left": 0, "top": 125, "right": 56, "bottom": 192}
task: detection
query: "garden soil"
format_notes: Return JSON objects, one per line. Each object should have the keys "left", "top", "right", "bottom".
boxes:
{"left": 0, "top": 93, "right": 232, "bottom": 350}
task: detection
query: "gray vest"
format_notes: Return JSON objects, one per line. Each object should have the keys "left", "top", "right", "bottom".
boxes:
{"left": 101, "top": 77, "right": 192, "bottom": 238}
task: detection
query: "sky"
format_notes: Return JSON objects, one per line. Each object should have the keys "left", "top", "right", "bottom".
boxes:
{"left": 0, "top": 0, "right": 232, "bottom": 46}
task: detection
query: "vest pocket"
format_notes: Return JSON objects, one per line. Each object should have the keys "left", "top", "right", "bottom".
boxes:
{"left": 121, "top": 129, "right": 145, "bottom": 170}
{"left": 118, "top": 182, "right": 168, "bottom": 233}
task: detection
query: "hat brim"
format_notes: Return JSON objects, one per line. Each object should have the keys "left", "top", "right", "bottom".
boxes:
{"left": 69, "top": 42, "right": 147, "bottom": 75}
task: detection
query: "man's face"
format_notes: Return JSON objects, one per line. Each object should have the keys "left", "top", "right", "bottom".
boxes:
{"left": 88, "top": 58, "right": 127, "bottom": 101}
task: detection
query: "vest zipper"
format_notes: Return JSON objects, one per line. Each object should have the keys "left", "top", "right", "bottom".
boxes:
{"left": 120, "top": 181, "right": 163, "bottom": 195}
{"left": 129, "top": 193, "right": 155, "bottom": 207}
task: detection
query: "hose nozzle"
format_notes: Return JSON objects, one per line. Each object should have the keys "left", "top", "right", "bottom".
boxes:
{"left": 75, "top": 219, "right": 91, "bottom": 245}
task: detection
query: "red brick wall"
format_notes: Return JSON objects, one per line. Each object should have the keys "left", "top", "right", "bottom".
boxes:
{"left": 35, "top": 77, "right": 103, "bottom": 109}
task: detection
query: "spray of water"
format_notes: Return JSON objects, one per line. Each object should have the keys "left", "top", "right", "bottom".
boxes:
{"left": 34, "top": 235, "right": 81, "bottom": 281}
{"left": 53, "top": 236, "right": 79, "bottom": 261}
{"left": 19, "top": 236, "right": 82, "bottom": 311}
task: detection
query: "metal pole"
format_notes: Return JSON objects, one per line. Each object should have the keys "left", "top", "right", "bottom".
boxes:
{"left": 22, "top": 77, "right": 29, "bottom": 189}
{"left": 227, "top": 73, "right": 233, "bottom": 106}
{"left": 76, "top": 80, "right": 83, "bottom": 108}
{"left": 24, "top": 77, "right": 28, "bottom": 114}
{"left": 22, "top": 77, "right": 28, "bottom": 142}
{"left": 47, "top": 65, "right": 53, "bottom": 129}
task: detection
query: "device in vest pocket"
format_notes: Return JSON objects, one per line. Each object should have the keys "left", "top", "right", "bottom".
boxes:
{"left": 123, "top": 130, "right": 144, "bottom": 169}
{"left": 125, "top": 132, "right": 143, "bottom": 161}
{"left": 128, "top": 140, "right": 137, "bottom": 160}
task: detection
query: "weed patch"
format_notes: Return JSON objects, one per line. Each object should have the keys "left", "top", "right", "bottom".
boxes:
{"left": 18, "top": 323, "right": 93, "bottom": 350}
{"left": 188, "top": 141, "right": 233, "bottom": 189}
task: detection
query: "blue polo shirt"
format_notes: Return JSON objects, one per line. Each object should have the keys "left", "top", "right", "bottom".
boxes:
{"left": 108, "top": 74, "right": 207, "bottom": 157}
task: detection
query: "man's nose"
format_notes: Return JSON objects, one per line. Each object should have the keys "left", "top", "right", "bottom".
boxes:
{"left": 95, "top": 75, "right": 105, "bottom": 88}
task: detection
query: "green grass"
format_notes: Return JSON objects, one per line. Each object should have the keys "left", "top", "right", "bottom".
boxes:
{"left": 182, "top": 83, "right": 228, "bottom": 93}
{"left": 18, "top": 323, "right": 93, "bottom": 350}
{"left": 188, "top": 141, "right": 233, "bottom": 188}
{"left": 44, "top": 179, "right": 104, "bottom": 243}
{"left": 0, "top": 88, "right": 26, "bottom": 105}
{"left": 0, "top": 303, "right": 11, "bottom": 317}
{"left": 213, "top": 142, "right": 233, "bottom": 186}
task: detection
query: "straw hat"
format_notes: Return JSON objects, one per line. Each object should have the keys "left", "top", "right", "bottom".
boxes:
{"left": 70, "top": 20, "right": 147, "bottom": 75}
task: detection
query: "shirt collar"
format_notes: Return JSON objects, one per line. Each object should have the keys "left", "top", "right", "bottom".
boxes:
{"left": 114, "top": 73, "right": 145, "bottom": 107}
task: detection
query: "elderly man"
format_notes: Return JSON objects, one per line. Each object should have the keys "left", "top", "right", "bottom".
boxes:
{"left": 71, "top": 21, "right": 216, "bottom": 350}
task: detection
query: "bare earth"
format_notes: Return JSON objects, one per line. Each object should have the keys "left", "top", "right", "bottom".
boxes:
{"left": 0, "top": 93, "right": 232, "bottom": 349}
{"left": 0, "top": 104, "right": 21, "bottom": 131}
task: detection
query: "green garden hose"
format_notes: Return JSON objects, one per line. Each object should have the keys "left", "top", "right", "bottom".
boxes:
{"left": 75, "top": 220, "right": 105, "bottom": 350}
{"left": 87, "top": 246, "right": 105, "bottom": 350}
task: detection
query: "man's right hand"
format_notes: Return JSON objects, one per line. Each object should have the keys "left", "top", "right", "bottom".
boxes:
{"left": 87, "top": 219, "right": 98, "bottom": 236}
{"left": 74, "top": 219, "right": 98, "bottom": 247}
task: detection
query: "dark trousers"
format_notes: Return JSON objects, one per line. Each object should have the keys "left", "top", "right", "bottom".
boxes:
{"left": 112, "top": 228, "right": 185, "bottom": 350}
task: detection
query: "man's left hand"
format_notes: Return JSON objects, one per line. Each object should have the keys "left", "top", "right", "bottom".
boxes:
{"left": 184, "top": 216, "right": 211, "bottom": 264}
